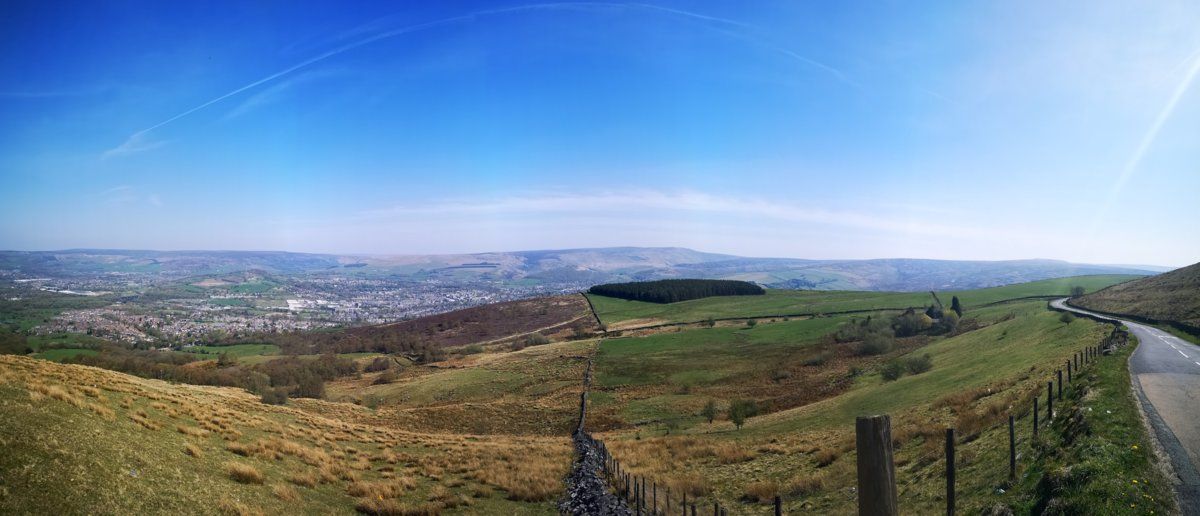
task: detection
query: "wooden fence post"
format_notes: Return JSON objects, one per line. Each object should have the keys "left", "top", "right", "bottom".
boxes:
{"left": 855, "top": 415, "right": 898, "bottom": 516}
{"left": 1008, "top": 415, "right": 1016, "bottom": 481}
{"left": 713, "top": 501, "right": 718, "bottom": 516}
{"left": 946, "top": 428, "right": 956, "bottom": 516}
{"left": 1033, "top": 397, "right": 1039, "bottom": 436}
{"left": 774, "top": 495, "right": 782, "bottom": 516}
{"left": 1047, "top": 381, "right": 1053, "bottom": 420}
{"left": 653, "top": 481, "right": 657, "bottom": 514}
{"left": 1067, "top": 360, "right": 1072, "bottom": 383}
{"left": 1075, "top": 352, "right": 1079, "bottom": 371}
{"left": 667, "top": 486, "right": 671, "bottom": 514}
{"left": 1057, "top": 370, "right": 1063, "bottom": 400}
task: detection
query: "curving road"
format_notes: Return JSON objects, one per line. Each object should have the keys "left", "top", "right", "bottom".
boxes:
{"left": 1051, "top": 299, "right": 1200, "bottom": 514}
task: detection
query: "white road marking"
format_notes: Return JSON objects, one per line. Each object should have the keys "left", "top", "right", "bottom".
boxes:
{"left": 1179, "top": 349, "right": 1189, "bottom": 358}
{"left": 1195, "top": 361, "right": 1200, "bottom": 367}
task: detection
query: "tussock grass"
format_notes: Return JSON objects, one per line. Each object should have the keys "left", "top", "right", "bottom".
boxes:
{"left": 217, "top": 497, "right": 263, "bottom": 516}
{"left": 184, "top": 442, "right": 203, "bottom": 458}
{"left": 271, "top": 484, "right": 299, "bottom": 502}
{"left": 226, "top": 461, "right": 264, "bottom": 484}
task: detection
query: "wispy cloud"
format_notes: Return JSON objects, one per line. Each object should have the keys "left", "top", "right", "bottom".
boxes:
{"left": 102, "top": 2, "right": 852, "bottom": 157}
{"left": 99, "top": 185, "right": 162, "bottom": 207}
{"left": 101, "top": 132, "right": 166, "bottom": 159}
{"left": 358, "top": 190, "right": 1020, "bottom": 241}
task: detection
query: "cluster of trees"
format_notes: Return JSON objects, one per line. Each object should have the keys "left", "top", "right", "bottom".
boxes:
{"left": 0, "top": 330, "right": 30, "bottom": 355}
{"left": 700, "top": 398, "right": 760, "bottom": 430}
{"left": 65, "top": 346, "right": 358, "bottom": 404}
{"left": 215, "top": 327, "right": 447, "bottom": 364}
{"left": 833, "top": 300, "right": 964, "bottom": 357}
{"left": 588, "top": 279, "right": 765, "bottom": 304}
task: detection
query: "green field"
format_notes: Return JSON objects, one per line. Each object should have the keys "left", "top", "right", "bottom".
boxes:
{"left": 32, "top": 348, "right": 98, "bottom": 361}
{"left": 588, "top": 275, "right": 1140, "bottom": 326}
{"left": 591, "top": 294, "right": 1146, "bottom": 513}
{"left": 596, "top": 315, "right": 848, "bottom": 389}
{"left": 745, "top": 301, "right": 1106, "bottom": 435}
{"left": 181, "top": 343, "right": 280, "bottom": 358}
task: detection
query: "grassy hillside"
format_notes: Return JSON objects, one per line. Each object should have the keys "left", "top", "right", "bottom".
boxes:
{"left": 0, "top": 274, "right": 1164, "bottom": 515}
{"left": 1074, "top": 261, "right": 1200, "bottom": 330}
{"left": 0, "top": 355, "right": 567, "bottom": 515}
{"left": 592, "top": 300, "right": 1138, "bottom": 513}
{"left": 326, "top": 340, "right": 594, "bottom": 436}
{"left": 589, "top": 274, "right": 1140, "bottom": 328}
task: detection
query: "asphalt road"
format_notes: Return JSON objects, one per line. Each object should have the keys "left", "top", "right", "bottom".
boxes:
{"left": 1051, "top": 298, "right": 1200, "bottom": 514}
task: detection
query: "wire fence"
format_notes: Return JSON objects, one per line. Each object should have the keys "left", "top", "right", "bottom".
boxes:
{"left": 583, "top": 311, "right": 1123, "bottom": 514}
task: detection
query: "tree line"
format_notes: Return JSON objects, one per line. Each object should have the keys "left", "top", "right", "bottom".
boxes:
{"left": 588, "top": 279, "right": 765, "bottom": 304}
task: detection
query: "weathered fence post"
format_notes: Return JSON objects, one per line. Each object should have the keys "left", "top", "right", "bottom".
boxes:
{"left": 1057, "top": 370, "right": 1063, "bottom": 400}
{"left": 642, "top": 477, "right": 646, "bottom": 510}
{"left": 1033, "top": 397, "right": 1039, "bottom": 436}
{"left": 690, "top": 503, "right": 696, "bottom": 516}
{"left": 682, "top": 493, "right": 686, "bottom": 515}
{"left": 855, "top": 415, "right": 898, "bottom": 516}
{"left": 653, "top": 481, "right": 657, "bottom": 514}
{"left": 774, "top": 495, "right": 782, "bottom": 516}
{"left": 946, "top": 428, "right": 956, "bottom": 516}
{"left": 1075, "top": 352, "right": 1079, "bottom": 371}
{"left": 1047, "top": 381, "right": 1053, "bottom": 420}
{"left": 713, "top": 501, "right": 718, "bottom": 516}
{"left": 1067, "top": 360, "right": 1072, "bottom": 383}
{"left": 667, "top": 486, "right": 671, "bottom": 514}
{"left": 1008, "top": 415, "right": 1016, "bottom": 481}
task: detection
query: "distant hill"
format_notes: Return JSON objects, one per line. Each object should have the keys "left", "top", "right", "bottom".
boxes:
{"left": 1073, "top": 261, "right": 1200, "bottom": 331}
{"left": 0, "top": 247, "right": 1162, "bottom": 292}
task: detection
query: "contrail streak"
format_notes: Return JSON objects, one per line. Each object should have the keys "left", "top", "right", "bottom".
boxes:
{"left": 1110, "top": 46, "right": 1200, "bottom": 196}
{"left": 103, "top": 2, "right": 850, "bottom": 157}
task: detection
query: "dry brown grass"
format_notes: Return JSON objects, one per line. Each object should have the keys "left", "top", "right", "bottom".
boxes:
{"left": 129, "top": 412, "right": 161, "bottom": 431}
{"left": 287, "top": 471, "right": 319, "bottom": 488}
{"left": 814, "top": 447, "right": 840, "bottom": 467}
{"left": 217, "top": 497, "right": 264, "bottom": 516}
{"left": 346, "top": 478, "right": 415, "bottom": 498}
{"left": 271, "top": 484, "right": 300, "bottom": 502}
{"left": 87, "top": 401, "right": 115, "bottom": 419}
{"left": 226, "top": 461, "right": 264, "bottom": 484}
{"left": 177, "top": 424, "right": 208, "bottom": 437}
{"left": 354, "top": 498, "right": 443, "bottom": 516}
{"left": 741, "top": 480, "right": 778, "bottom": 503}
{"left": 784, "top": 472, "right": 826, "bottom": 497}
{"left": 713, "top": 442, "right": 756, "bottom": 464}
{"left": 666, "top": 473, "right": 710, "bottom": 497}
{"left": 184, "top": 442, "right": 203, "bottom": 458}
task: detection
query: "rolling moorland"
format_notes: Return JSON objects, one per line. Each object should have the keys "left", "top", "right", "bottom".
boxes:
{"left": 0, "top": 272, "right": 1177, "bottom": 514}
{"left": 1073, "top": 261, "right": 1200, "bottom": 335}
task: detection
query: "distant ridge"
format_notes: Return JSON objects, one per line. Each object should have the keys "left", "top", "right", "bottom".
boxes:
{"left": 0, "top": 247, "right": 1161, "bottom": 293}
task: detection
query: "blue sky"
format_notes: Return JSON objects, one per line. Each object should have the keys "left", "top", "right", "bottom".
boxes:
{"left": 1, "top": 1, "right": 1198, "bottom": 266}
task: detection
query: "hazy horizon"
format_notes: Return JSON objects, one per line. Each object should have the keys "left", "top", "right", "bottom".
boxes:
{"left": 0, "top": 245, "right": 1182, "bottom": 270}
{"left": 3, "top": 1, "right": 1199, "bottom": 265}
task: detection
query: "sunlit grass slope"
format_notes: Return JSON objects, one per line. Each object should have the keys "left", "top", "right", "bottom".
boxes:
{"left": 594, "top": 300, "right": 1125, "bottom": 514}
{"left": 589, "top": 274, "right": 1140, "bottom": 327}
{"left": 0, "top": 355, "right": 567, "bottom": 515}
